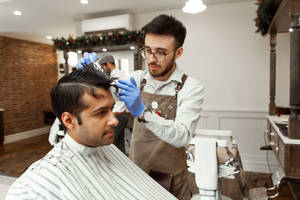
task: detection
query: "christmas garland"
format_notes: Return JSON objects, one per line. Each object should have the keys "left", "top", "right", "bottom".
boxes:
{"left": 255, "top": 0, "right": 276, "bottom": 36}
{"left": 52, "top": 30, "right": 145, "bottom": 50}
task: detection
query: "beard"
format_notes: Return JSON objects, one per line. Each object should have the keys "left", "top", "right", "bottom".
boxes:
{"left": 148, "top": 54, "right": 176, "bottom": 78}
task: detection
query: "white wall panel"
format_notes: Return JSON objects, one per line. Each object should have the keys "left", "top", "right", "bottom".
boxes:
{"left": 198, "top": 110, "right": 279, "bottom": 173}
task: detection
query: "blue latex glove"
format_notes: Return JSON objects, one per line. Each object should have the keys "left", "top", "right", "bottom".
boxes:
{"left": 117, "top": 77, "right": 146, "bottom": 117}
{"left": 77, "top": 52, "right": 98, "bottom": 69}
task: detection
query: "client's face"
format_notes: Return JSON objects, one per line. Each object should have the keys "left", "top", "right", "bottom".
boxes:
{"left": 72, "top": 88, "right": 118, "bottom": 147}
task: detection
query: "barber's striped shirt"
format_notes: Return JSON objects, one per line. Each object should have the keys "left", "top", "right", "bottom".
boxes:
{"left": 6, "top": 134, "right": 177, "bottom": 200}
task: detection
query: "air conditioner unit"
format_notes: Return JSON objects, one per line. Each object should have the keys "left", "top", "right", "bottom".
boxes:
{"left": 81, "top": 14, "right": 134, "bottom": 33}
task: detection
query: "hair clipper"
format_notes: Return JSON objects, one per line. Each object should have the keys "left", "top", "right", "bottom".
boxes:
{"left": 109, "top": 80, "right": 120, "bottom": 102}
{"left": 88, "top": 54, "right": 106, "bottom": 73}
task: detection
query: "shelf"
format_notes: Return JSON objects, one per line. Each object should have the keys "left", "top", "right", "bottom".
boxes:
{"left": 267, "top": 115, "right": 300, "bottom": 178}
{"left": 268, "top": 0, "right": 300, "bottom": 34}
{"left": 67, "top": 43, "right": 139, "bottom": 53}
{"left": 268, "top": 115, "right": 300, "bottom": 144}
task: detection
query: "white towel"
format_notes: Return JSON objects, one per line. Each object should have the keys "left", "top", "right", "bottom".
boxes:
{"left": 194, "top": 137, "right": 218, "bottom": 191}
{"left": 48, "top": 118, "right": 65, "bottom": 145}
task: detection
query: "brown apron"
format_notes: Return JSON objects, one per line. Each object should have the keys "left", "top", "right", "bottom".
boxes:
{"left": 129, "top": 74, "right": 191, "bottom": 200}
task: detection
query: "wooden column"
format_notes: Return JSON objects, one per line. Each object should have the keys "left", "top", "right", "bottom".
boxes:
{"left": 289, "top": 15, "right": 300, "bottom": 139}
{"left": 63, "top": 50, "right": 69, "bottom": 75}
{"left": 269, "top": 33, "right": 277, "bottom": 115}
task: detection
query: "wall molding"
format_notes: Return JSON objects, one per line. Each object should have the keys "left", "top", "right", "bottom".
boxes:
{"left": 203, "top": 108, "right": 268, "bottom": 113}
{"left": 241, "top": 153, "right": 279, "bottom": 173}
{"left": 198, "top": 109, "right": 279, "bottom": 173}
{"left": 4, "top": 126, "right": 50, "bottom": 144}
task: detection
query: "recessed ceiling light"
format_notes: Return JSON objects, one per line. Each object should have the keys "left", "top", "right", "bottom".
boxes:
{"left": 183, "top": 0, "right": 206, "bottom": 14}
{"left": 80, "top": 0, "right": 88, "bottom": 4}
{"left": 46, "top": 36, "right": 52, "bottom": 40}
{"left": 13, "top": 10, "right": 22, "bottom": 16}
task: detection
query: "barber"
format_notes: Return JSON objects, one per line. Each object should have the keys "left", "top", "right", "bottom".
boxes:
{"left": 115, "top": 14, "right": 204, "bottom": 200}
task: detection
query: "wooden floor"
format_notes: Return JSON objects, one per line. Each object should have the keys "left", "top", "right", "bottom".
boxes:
{"left": 0, "top": 134, "right": 295, "bottom": 199}
{"left": 0, "top": 134, "right": 51, "bottom": 177}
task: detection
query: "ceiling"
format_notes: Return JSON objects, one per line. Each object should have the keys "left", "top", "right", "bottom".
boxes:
{"left": 0, "top": 0, "right": 244, "bottom": 44}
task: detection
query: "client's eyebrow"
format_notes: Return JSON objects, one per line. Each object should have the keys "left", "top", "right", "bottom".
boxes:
{"left": 93, "top": 93, "right": 104, "bottom": 99}
{"left": 92, "top": 106, "right": 108, "bottom": 113}
{"left": 92, "top": 103, "right": 115, "bottom": 113}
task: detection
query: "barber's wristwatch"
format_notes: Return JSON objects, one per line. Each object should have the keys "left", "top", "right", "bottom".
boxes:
{"left": 137, "top": 107, "right": 151, "bottom": 123}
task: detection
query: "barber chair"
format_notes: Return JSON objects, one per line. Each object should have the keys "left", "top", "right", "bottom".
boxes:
{"left": 186, "top": 129, "right": 278, "bottom": 200}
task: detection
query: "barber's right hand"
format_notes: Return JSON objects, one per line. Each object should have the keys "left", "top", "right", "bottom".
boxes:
{"left": 77, "top": 52, "right": 98, "bottom": 69}
{"left": 117, "top": 77, "right": 146, "bottom": 117}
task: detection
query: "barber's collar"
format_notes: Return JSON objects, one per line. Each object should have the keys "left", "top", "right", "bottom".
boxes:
{"left": 63, "top": 133, "right": 98, "bottom": 156}
{"left": 145, "top": 64, "right": 184, "bottom": 85}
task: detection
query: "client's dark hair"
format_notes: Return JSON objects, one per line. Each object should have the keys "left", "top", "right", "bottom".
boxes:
{"left": 141, "top": 14, "right": 186, "bottom": 48}
{"left": 50, "top": 67, "right": 113, "bottom": 130}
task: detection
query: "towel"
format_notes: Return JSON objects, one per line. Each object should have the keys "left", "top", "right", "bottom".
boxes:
{"left": 194, "top": 137, "right": 218, "bottom": 191}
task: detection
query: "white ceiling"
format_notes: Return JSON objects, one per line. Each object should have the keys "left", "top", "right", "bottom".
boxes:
{"left": 0, "top": 0, "right": 244, "bottom": 44}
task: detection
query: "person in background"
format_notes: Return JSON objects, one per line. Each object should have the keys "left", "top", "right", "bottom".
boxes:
{"left": 98, "top": 55, "right": 116, "bottom": 76}
{"left": 5, "top": 66, "right": 177, "bottom": 200}
{"left": 99, "top": 55, "right": 129, "bottom": 154}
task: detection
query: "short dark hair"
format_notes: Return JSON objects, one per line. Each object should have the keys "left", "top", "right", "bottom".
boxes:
{"left": 50, "top": 66, "right": 113, "bottom": 130}
{"left": 141, "top": 14, "right": 186, "bottom": 48}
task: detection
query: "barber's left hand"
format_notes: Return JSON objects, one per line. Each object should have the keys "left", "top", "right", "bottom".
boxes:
{"left": 77, "top": 52, "right": 98, "bottom": 69}
{"left": 117, "top": 77, "right": 145, "bottom": 117}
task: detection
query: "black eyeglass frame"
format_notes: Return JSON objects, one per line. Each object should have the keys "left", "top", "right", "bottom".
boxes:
{"left": 140, "top": 47, "right": 179, "bottom": 61}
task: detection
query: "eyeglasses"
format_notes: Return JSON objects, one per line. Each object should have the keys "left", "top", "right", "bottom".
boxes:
{"left": 140, "top": 48, "right": 177, "bottom": 62}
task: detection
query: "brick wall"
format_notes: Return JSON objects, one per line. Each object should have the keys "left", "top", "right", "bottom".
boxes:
{"left": 0, "top": 36, "right": 58, "bottom": 135}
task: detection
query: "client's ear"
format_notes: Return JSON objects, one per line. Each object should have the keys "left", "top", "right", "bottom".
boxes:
{"left": 61, "top": 112, "right": 76, "bottom": 131}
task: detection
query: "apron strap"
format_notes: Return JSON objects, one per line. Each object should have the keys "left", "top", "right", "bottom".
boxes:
{"left": 175, "top": 74, "right": 188, "bottom": 97}
{"left": 175, "top": 74, "right": 188, "bottom": 91}
{"left": 140, "top": 78, "right": 147, "bottom": 91}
